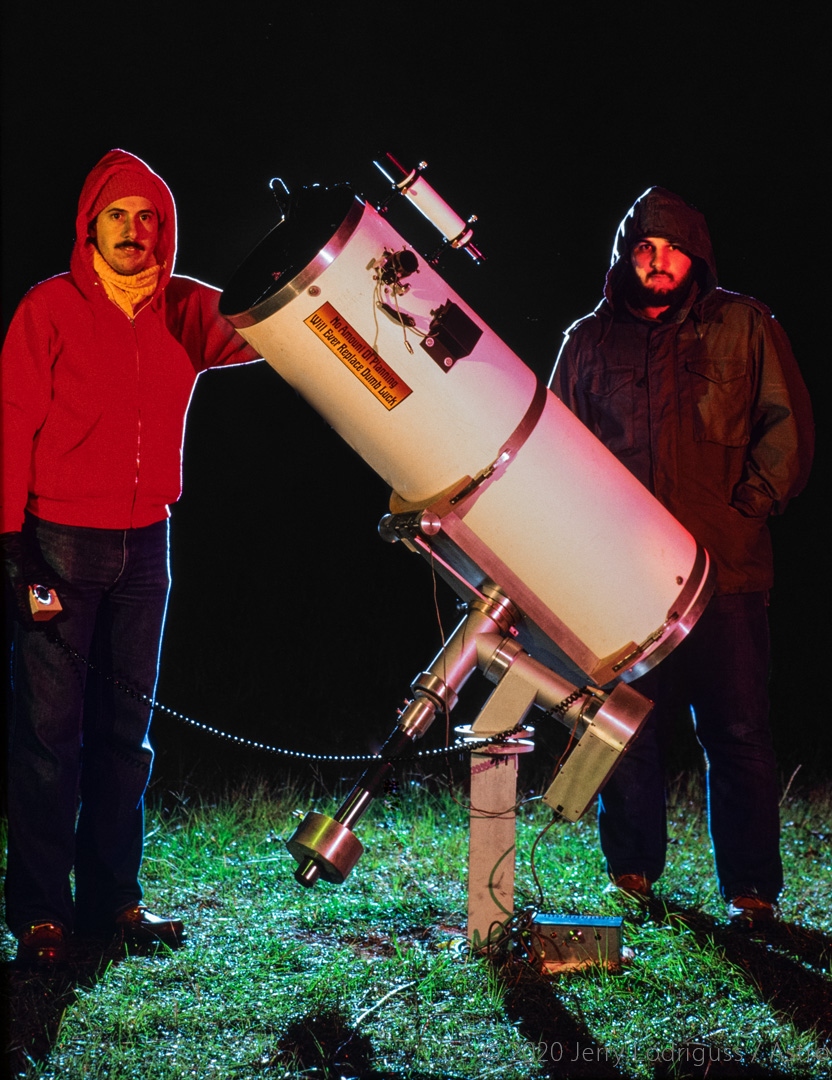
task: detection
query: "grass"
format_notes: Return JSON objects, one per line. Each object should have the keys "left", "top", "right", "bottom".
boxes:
{"left": 2, "top": 769, "right": 832, "bottom": 1079}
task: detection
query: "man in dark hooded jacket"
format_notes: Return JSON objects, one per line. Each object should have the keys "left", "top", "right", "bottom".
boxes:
{"left": 1, "top": 150, "right": 260, "bottom": 962}
{"left": 549, "top": 187, "right": 813, "bottom": 925}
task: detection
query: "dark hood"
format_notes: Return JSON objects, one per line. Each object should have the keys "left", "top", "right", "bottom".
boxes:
{"left": 604, "top": 186, "right": 718, "bottom": 308}
{"left": 70, "top": 149, "right": 177, "bottom": 302}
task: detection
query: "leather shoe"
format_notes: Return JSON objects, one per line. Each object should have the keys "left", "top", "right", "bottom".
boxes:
{"left": 114, "top": 905, "right": 185, "bottom": 949}
{"left": 727, "top": 896, "right": 775, "bottom": 928}
{"left": 16, "top": 922, "right": 68, "bottom": 964}
{"left": 605, "top": 873, "right": 654, "bottom": 902}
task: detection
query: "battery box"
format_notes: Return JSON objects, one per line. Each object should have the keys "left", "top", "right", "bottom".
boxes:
{"left": 527, "top": 914, "right": 623, "bottom": 972}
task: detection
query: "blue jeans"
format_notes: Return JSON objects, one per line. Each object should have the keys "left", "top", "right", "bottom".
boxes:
{"left": 598, "top": 592, "right": 783, "bottom": 903}
{"left": 5, "top": 515, "right": 170, "bottom": 934}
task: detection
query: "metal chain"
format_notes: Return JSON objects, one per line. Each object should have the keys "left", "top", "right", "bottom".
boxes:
{"left": 43, "top": 629, "right": 546, "bottom": 764}
{"left": 548, "top": 686, "right": 587, "bottom": 715}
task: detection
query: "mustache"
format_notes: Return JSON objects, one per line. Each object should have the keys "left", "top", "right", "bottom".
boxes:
{"left": 115, "top": 241, "right": 146, "bottom": 251}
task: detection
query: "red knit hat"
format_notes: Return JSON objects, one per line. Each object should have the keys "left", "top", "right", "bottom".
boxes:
{"left": 89, "top": 170, "right": 164, "bottom": 222}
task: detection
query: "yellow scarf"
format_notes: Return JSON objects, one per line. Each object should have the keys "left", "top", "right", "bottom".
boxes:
{"left": 93, "top": 248, "right": 161, "bottom": 316}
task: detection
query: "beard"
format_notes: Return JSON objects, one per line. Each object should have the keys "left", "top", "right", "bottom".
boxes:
{"left": 624, "top": 263, "right": 695, "bottom": 313}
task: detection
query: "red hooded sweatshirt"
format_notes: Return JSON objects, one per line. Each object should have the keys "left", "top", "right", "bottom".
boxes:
{"left": 0, "top": 149, "right": 259, "bottom": 532}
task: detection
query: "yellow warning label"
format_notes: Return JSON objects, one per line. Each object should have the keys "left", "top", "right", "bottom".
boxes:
{"left": 304, "top": 302, "right": 412, "bottom": 410}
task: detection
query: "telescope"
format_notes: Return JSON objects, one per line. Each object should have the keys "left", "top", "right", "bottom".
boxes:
{"left": 220, "top": 159, "right": 714, "bottom": 939}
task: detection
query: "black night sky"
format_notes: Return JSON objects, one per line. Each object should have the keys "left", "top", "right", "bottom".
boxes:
{"left": 2, "top": 6, "right": 828, "bottom": 790}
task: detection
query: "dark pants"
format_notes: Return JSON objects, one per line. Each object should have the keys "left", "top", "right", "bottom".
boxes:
{"left": 5, "top": 515, "right": 170, "bottom": 934}
{"left": 598, "top": 592, "right": 783, "bottom": 903}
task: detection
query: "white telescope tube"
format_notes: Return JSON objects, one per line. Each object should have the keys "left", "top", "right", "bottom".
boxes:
{"left": 221, "top": 185, "right": 713, "bottom": 684}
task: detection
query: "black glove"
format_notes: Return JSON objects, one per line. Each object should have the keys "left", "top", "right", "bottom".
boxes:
{"left": 1, "top": 530, "right": 61, "bottom": 627}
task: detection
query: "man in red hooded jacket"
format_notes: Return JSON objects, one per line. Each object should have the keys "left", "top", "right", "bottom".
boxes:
{"left": 1, "top": 150, "right": 260, "bottom": 962}
{"left": 550, "top": 187, "right": 813, "bottom": 928}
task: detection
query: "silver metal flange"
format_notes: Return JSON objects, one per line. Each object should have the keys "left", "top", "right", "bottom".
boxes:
{"left": 454, "top": 725, "right": 536, "bottom": 755}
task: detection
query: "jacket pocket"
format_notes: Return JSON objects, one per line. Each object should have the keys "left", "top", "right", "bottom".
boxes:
{"left": 584, "top": 366, "right": 636, "bottom": 453}
{"left": 685, "top": 356, "right": 749, "bottom": 447}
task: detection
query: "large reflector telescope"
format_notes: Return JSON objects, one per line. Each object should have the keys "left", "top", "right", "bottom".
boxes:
{"left": 220, "top": 185, "right": 712, "bottom": 685}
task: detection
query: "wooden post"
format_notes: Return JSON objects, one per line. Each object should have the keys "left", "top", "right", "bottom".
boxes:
{"left": 467, "top": 745, "right": 521, "bottom": 946}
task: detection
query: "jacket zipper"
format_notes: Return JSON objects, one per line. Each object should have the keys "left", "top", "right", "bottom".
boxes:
{"left": 97, "top": 284, "right": 150, "bottom": 523}
{"left": 129, "top": 311, "right": 142, "bottom": 522}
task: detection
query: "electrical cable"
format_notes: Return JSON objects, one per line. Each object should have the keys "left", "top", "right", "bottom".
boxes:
{"left": 41, "top": 628, "right": 528, "bottom": 765}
